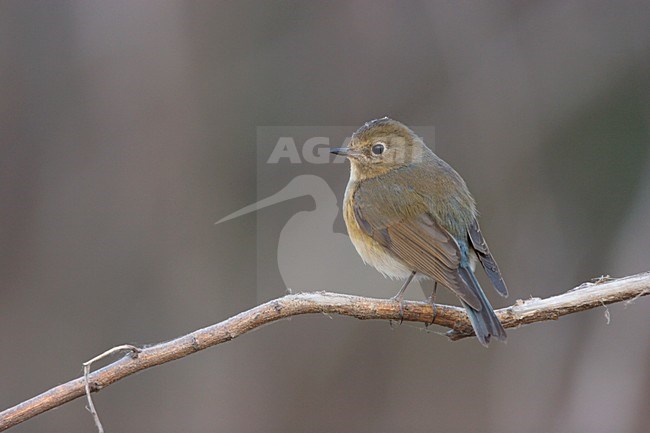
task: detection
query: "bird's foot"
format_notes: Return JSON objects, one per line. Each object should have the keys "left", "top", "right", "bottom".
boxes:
{"left": 424, "top": 282, "right": 438, "bottom": 329}
{"left": 389, "top": 271, "right": 415, "bottom": 327}
{"left": 390, "top": 293, "right": 405, "bottom": 324}
{"left": 424, "top": 296, "right": 438, "bottom": 328}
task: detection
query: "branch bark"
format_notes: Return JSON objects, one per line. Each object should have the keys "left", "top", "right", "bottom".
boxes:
{"left": 1, "top": 272, "right": 649, "bottom": 431}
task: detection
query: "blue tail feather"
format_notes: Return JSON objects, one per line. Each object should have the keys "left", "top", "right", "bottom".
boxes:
{"left": 459, "top": 265, "right": 507, "bottom": 347}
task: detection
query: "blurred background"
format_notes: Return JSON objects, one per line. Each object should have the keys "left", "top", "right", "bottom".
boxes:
{"left": 2, "top": 1, "right": 650, "bottom": 432}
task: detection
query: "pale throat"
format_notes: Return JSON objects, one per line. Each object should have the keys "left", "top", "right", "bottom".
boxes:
{"left": 349, "top": 162, "right": 361, "bottom": 182}
{"left": 348, "top": 160, "right": 393, "bottom": 182}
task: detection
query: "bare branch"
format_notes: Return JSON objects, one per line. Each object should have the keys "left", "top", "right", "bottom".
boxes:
{"left": 1, "top": 272, "right": 649, "bottom": 431}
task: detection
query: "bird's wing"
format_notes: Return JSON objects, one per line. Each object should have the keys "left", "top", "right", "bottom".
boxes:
{"left": 354, "top": 204, "right": 482, "bottom": 310}
{"left": 467, "top": 219, "right": 508, "bottom": 297}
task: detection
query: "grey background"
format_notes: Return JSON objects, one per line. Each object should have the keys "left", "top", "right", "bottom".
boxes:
{"left": 2, "top": 1, "right": 650, "bottom": 432}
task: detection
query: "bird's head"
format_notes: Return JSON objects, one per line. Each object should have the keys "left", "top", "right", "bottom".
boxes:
{"left": 331, "top": 117, "right": 430, "bottom": 180}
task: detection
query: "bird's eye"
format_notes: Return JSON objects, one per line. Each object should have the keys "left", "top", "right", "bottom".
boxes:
{"left": 371, "top": 143, "right": 385, "bottom": 155}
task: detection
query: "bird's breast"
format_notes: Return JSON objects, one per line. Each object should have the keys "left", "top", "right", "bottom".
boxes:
{"left": 343, "top": 182, "right": 413, "bottom": 279}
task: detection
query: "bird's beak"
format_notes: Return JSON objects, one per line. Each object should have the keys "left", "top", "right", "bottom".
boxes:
{"left": 330, "top": 147, "right": 361, "bottom": 158}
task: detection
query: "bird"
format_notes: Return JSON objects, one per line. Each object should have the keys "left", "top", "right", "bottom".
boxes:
{"left": 330, "top": 117, "right": 508, "bottom": 346}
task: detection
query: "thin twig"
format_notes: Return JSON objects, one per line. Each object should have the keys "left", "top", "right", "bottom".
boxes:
{"left": 1, "top": 271, "right": 649, "bottom": 431}
{"left": 82, "top": 345, "right": 141, "bottom": 433}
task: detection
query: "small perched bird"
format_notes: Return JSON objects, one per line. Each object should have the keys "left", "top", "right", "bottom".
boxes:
{"left": 331, "top": 118, "right": 508, "bottom": 346}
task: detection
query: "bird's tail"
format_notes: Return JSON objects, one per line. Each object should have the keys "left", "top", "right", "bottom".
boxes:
{"left": 459, "top": 267, "right": 507, "bottom": 347}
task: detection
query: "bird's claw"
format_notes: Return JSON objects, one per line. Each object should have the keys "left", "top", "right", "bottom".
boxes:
{"left": 391, "top": 295, "right": 405, "bottom": 324}
{"left": 428, "top": 301, "right": 438, "bottom": 327}
{"left": 389, "top": 271, "right": 414, "bottom": 327}
{"left": 425, "top": 282, "right": 438, "bottom": 329}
